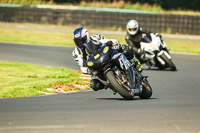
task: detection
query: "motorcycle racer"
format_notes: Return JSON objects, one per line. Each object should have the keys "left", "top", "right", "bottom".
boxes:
{"left": 125, "top": 19, "right": 161, "bottom": 63}
{"left": 72, "top": 27, "right": 140, "bottom": 92}
{"left": 72, "top": 27, "right": 124, "bottom": 91}
{"left": 72, "top": 27, "right": 122, "bottom": 74}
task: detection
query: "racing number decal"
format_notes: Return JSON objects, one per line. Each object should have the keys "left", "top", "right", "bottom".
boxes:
{"left": 118, "top": 54, "right": 131, "bottom": 70}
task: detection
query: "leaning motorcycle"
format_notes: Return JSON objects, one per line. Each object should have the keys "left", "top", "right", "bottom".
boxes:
{"left": 86, "top": 43, "right": 152, "bottom": 100}
{"left": 140, "top": 33, "right": 176, "bottom": 71}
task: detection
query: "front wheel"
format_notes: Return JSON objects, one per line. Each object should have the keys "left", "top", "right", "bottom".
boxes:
{"left": 106, "top": 71, "right": 134, "bottom": 100}
{"left": 139, "top": 81, "right": 153, "bottom": 99}
{"left": 160, "top": 53, "right": 176, "bottom": 71}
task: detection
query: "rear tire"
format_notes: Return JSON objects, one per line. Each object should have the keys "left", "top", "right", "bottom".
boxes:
{"left": 106, "top": 71, "right": 134, "bottom": 100}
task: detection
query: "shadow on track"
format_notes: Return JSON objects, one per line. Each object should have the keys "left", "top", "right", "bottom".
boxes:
{"left": 143, "top": 67, "right": 178, "bottom": 72}
{"left": 96, "top": 97, "right": 158, "bottom": 101}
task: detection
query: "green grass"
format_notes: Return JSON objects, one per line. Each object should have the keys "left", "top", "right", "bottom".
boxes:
{"left": 0, "top": 27, "right": 199, "bottom": 54}
{"left": 165, "top": 40, "right": 200, "bottom": 54}
{"left": 0, "top": 28, "right": 74, "bottom": 46}
{"left": 0, "top": 61, "right": 87, "bottom": 98}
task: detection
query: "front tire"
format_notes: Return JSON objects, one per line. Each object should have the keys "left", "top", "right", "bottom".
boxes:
{"left": 106, "top": 71, "right": 134, "bottom": 100}
{"left": 160, "top": 53, "right": 176, "bottom": 71}
{"left": 139, "top": 81, "right": 153, "bottom": 99}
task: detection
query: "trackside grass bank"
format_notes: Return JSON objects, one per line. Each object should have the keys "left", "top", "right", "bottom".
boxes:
{"left": 0, "top": 23, "right": 199, "bottom": 54}
{"left": 165, "top": 40, "right": 200, "bottom": 54}
{"left": 0, "top": 61, "right": 89, "bottom": 98}
{"left": 0, "top": 28, "right": 74, "bottom": 47}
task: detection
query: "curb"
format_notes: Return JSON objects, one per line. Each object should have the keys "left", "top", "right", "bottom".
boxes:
{"left": 38, "top": 74, "right": 91, "bottom": 95}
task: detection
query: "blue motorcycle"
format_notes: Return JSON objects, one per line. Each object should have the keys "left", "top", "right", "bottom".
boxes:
{"left": 86, "top": 43, "right": 152, "bottom": 100}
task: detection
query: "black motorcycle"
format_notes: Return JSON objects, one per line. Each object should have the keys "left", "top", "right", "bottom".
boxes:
{"left": 86, "top": 43, "right": 152, "bottom": 100}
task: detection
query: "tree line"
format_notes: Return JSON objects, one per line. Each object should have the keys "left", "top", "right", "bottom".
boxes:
{"left": 48, "top": 0, "right": 200, "bottom": 11}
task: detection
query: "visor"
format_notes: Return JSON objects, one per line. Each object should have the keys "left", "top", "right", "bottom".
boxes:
{"left": 74, "top": 38, "right": 86, "bottom": 48}
{"left": 129, "top": 28, "right": 137, "bottom": 32}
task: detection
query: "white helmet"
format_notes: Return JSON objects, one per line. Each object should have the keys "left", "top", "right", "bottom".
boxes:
{"left": 126, "top": 20, "right": 139, "bottom": 35}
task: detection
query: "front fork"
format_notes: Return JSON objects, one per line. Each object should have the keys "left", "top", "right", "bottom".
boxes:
{"left": 134, "top": 70, "right": 146, "bottom": 95}
{"left": 157, "top": 50, "right": 172, "bottom": 66}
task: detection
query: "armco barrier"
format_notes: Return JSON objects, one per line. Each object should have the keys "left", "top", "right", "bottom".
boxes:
{"left": 0, "top": 5, "right": 200, "bottom": 35}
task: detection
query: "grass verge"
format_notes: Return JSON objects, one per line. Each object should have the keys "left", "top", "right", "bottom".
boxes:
{"left": 0, "top": 28, "right": 74, "bottom": 46}
{"left": 0, "top": 27, "right": 199, "bottom": 54}
{"left": 165, "top": 40, "right": 200, "bottom": 54}
{"left": 0, "top": 61, "right": 89, "bottom": 98}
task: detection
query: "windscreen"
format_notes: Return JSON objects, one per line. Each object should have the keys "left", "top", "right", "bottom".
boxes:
{"left": 142, "top": 33, "right": 152, "bottom": 43}
{"left": 86, "top": 41, "right": 102, "bottom": 54}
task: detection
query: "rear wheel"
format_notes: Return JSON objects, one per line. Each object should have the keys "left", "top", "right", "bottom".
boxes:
{"left": 106, "top": 71, "right": 134, "bottom": 100}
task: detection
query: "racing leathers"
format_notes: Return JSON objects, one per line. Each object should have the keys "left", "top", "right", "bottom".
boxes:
{"left": 125, "top": 27, "right": 152, "bottom": 62}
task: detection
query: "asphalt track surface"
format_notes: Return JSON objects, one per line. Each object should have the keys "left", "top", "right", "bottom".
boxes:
{"left": 0, "top": 42, "right": 200, "bottom": 133}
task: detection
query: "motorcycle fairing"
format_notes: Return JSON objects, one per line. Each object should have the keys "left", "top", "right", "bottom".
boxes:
{"left": 87, "top": 44, "right": 136, "bottom": 90}
{"left": 111, "top": 52, "right": 135, "bottom": 89}
{"left": 140, "top": 33, "right": 161, "bottom": 52}
{"left": 111, "top": 53, "right": 131, "bottom": 71}
{"left": 86, "top": 45, "right": 112, "bottom": 70}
